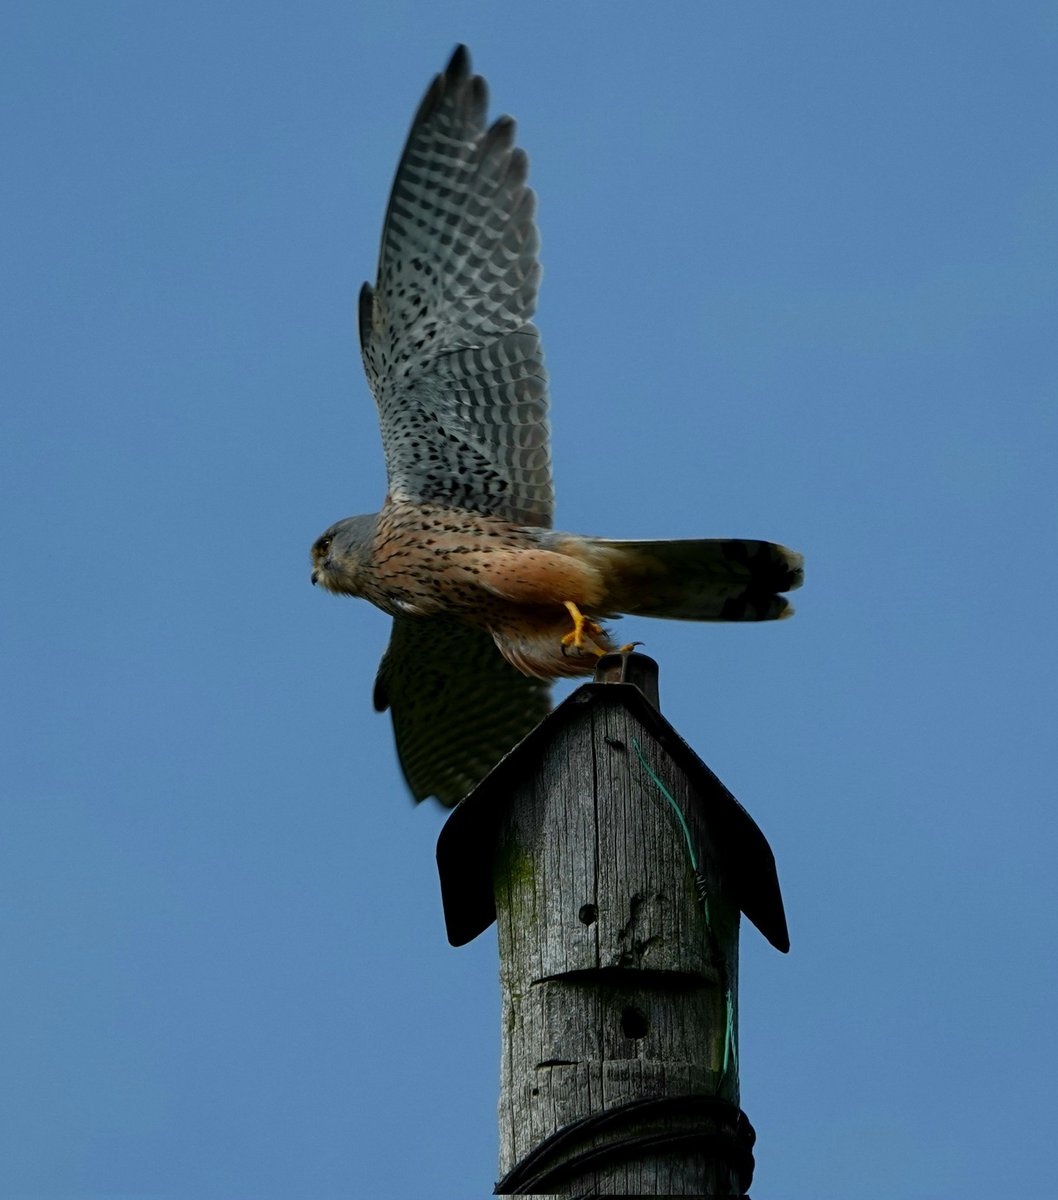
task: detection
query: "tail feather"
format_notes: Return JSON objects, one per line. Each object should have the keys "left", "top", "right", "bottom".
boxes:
{"left": 591, "top": 537, "right": 804, "bottom": 622}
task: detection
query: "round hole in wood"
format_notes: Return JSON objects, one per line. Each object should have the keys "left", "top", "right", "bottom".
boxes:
{"left": 621, "top": 1005, "right": 649, "bottom": 1040}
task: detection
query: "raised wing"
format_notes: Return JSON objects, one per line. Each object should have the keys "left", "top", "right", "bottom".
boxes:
{"left": 373, "top": 615, "right": 552, "bottom": 805}
{"left": 359, "top": 45, "right": 553, "bottom": 529}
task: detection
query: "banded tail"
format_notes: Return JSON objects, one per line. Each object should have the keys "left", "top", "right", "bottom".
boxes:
{"left": 589, "top": 537, "right": 804, "bottom": 622}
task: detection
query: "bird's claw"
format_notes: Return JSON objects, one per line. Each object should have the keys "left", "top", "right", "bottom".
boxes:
{"left": 561, "top": 601, "right": 607, "bottom": 657}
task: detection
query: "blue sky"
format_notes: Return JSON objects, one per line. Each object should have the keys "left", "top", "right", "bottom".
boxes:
{"left": 3, "top": 3, "right": 1056, "bottom": 1197}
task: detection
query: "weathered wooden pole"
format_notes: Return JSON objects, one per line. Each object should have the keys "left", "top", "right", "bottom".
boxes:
{"left": 437, "top": 652, "right": 789, "bottom": 1196}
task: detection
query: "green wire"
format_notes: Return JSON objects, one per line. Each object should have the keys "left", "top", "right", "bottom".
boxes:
{"left": 722, "top": 988, "right": 737, "bottom": 1078}
{"left": 630, "top": 736, "right": 736, "bottom": 1088}
{"left": 630, "top": 738, "right": 698, "bottom": 872}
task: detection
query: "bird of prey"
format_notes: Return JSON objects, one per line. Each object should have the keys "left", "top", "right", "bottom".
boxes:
{"left": 312, "top": 45, "right": 803, "bottom": 806}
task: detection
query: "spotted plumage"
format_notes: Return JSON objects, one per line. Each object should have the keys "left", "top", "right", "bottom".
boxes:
{"left": 312, "top": 46, "right": 803, "bottom": 805}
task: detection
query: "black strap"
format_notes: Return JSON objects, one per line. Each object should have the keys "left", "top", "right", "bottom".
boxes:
{"left": 495, "top": 1093, "right": 755, "bottom": 1195}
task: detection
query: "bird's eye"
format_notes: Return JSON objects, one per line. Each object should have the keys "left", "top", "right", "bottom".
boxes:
{"left": 314, "top": 535, "right": 333, "bottom": 560}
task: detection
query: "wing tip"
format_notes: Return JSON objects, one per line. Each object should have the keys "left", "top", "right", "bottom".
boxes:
{"left": 412, "top": 44, "right": 479, "bottom": 130}
{"left": 439, "top": 44, "right": 486, "bottom": 124}
{"left": 446, "top": 44, "right": 471, "bottom": 80}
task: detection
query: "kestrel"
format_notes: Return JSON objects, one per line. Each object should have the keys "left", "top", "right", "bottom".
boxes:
{"left": 312, "top": 46, "right": 803, "bottom": 805}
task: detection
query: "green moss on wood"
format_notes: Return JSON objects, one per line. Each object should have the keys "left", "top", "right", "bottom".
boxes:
{"left": 493, "top": 837, "right": 542, "bottom": 951}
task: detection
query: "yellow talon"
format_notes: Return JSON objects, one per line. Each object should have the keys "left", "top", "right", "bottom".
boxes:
{"left": 561, "top": 601, "right": 606, "bottom": 656}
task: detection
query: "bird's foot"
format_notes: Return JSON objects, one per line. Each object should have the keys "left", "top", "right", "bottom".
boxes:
{"left": 615, "top": 641, "right": 644, "bottom": 653}
{"left": 561, "top": 601, "right": 607, "bottom": 657}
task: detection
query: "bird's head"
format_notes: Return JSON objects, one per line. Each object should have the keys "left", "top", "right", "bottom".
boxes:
{"left": 310, "top": 513, "right": 379, "bottom": 596}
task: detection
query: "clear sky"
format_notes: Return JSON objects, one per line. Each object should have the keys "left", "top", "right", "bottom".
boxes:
{"left": 3, "top": 3, "right": 1056, "bottom": 1197}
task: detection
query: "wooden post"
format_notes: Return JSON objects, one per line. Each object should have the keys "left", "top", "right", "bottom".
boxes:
{"left": 437, "top": 652, "right": 788, "bottom": 1197}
